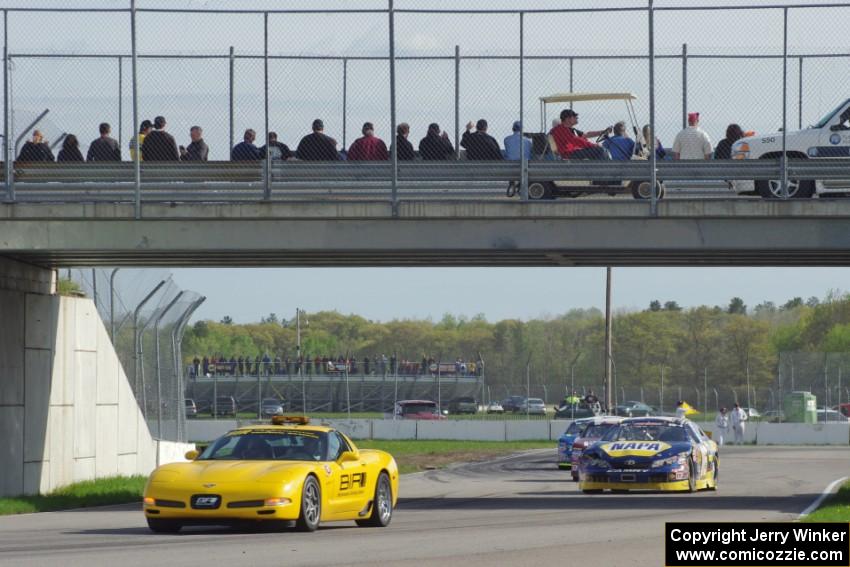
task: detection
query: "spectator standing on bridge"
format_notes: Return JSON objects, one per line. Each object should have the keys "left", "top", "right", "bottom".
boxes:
{"left": 231, "top": 129, "right": 260, "bottom": 161}
{"left": 393, "top": 123, "right": 415, "bottom": 161}
{"left": 57, "top": 135, "right": 84, "bottom": 162}
{"left": 129, "top": 119, "right": 152, "bottom": 162}
{"left": 142, "top": 116, "right": 180, "bottom": 161}
{"left": 602, "top": 121, "right": 635, "bottom": 161}
{"left": 714, "top": 407, "right": 729, "bottom": 447}
{"left": 672, "top": 112, "right": 712, "bottom": 160}
{"left": 731, "top": 403, "right": 748, "bottom": 445}
{"left": 348, "top": 122, "right": 389, "bottom": 161}
{"left": 550, "top": 109, "right": 611, "bottom": 160}
{"left": 461, "top": 119, "right": 504, "bottom": 160}
{"left": 18, "top": 130, "right": 54, "bottom": 162}
{"left": 296, "top": 119, "right": 340, "bottom": 161}
{"left": 504, "top": 120, "right": 532, "bottom": 161}
{"left": 87, "top": 123, "right": 121, "bottom": 162}
{"left": 181, "top": 126, "right": 209, "bottom": 161}
{"left": 419, "top": 123, "right": 455, "bottom": 160}
{"left": 259, "top": 131, "right": 292, "bottom": 161}
{"left": 713, "top": 123, "right": 744, "bottom": 160}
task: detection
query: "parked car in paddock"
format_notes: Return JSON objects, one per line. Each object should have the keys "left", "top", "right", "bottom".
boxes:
{"left": 501, "top": 396, "right": 527, "bottom": 413}
{"left": 817, "top": 409, "right": 849, "bottom": 422}
{"left": 392, "top": 400, "right": 446, "bottom": 420}
{"left": 557, "top": 418, "right": 593, "bottom": 470}
{"left": 211, "top": 396, "right": 237, "bottom": 417}
{"left": 448, "top": 397, "right": 479, "bottom": 415}
{"left": 613, "top": 401, "right": 656, "bottom": 417}
{"left": 260, "top": 398, "right": 285, "bottom": 417}
{"left": 184, "top": 398, "right": 198, "bottom": 418}
{"left": 143, "top": 415, "right": 399, "bottom": 533}
{"left": 570, "top": 416, "right": 625, "bottom": 481}
{"left": 517, "top": 398, "right": 547, "bottom": 416}
{"left": 578, "top": 416, "right": 718, "bottom": 494}
{"left": 486, "top": 401, "right": 504, "bottom": 414}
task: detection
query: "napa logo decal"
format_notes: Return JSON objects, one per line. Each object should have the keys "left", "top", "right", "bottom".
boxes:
{"left": 600, "top": 441, "right": 671, "bottom": 457}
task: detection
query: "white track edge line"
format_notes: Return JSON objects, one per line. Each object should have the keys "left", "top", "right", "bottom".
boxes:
{"left": 797, "top": 476, "right": 848, "bottom": 519}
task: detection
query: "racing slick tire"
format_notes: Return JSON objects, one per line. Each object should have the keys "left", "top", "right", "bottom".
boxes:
{"left": 581, "top": 489, "right": 603, "bottom": 494}
{"left": 357, "top": 472, "right": 393, "bottom": 528}
{"left": 611, "top": 489, "right": 629, "bottom": 494}
{"left": 146, "top": 518, "right": 182, "bottom": 533}
{"left": 528, "top": 181, "right": 554, "bottom": 200}
{"left": 755, "top": 178, "right": 814, "bottom": 199}
{"left": 687, "top": 460, "right": 697, "bottom": 493}
{"left": 295, "top": 475, "right": 322, "bottom": 532}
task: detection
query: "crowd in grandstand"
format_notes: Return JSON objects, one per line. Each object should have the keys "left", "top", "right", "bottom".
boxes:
{"left": 15, "top": 110, "right": 750, "bottom": 164}
{"left": 189, "top": 353, "right": 484, "bottom": 379}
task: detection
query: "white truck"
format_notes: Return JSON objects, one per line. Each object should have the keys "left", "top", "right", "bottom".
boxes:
{"left": 731, "top": 98, "right": 850, "bottom": 198}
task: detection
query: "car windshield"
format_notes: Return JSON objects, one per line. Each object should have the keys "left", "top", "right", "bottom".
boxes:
{"left": 813, "top": 99, "right": 849, "bottom": 129}
{"left": 262, "top": 399, "right": 280, "bottom": 406}
{"left": 603, "top": 423, "right": 689, "bottom": 443}
{"left": 528, "top": 399, "right": 544, "bottom": 405}
{"left": 582, "top": 423, "right": 617, "bottom": 438}
{"left": 565, "top": 422, "right": 586, "bottom": 435}
{"left": 401, "top": 403, "right": 438, "bottom": 414}
{"left": 199, "top": 430, "right": 328, "bottom": 461}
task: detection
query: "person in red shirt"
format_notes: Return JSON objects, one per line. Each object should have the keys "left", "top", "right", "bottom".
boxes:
{"left": 347, "top": 122, "right": 389, "bottom": 161}
{"left": 549, "top": 108, "right": 611, "bottom": 160}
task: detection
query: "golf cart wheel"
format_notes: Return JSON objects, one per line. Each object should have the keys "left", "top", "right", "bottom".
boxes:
{"left": 630, "top": 180, "right": 665, "bottom": 200}
{"left": 528, "top": 182, "right": 554, "bottom": 200}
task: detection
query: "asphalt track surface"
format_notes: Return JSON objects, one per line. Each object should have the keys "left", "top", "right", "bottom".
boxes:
{"left": 1, "top": 446, "right": 848, "bottom": 567}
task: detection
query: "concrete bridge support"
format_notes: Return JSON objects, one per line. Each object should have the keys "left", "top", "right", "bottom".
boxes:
{"left": 0, "top": 257, "right": 188, "bottom": 497}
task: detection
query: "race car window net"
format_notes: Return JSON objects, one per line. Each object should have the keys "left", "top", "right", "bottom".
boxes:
{"left": 199, "top": 431, "right": 329, "bottom": 461}
{"left": 602, "top": 424, "right": 689, "bottom": 443}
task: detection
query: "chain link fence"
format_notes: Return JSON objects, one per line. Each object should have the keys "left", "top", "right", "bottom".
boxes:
{"left": 68, "top": 268, "right": 205, "bottom": 441}
{"left": 2, "top": 2, "right": 850, "bottom": 205}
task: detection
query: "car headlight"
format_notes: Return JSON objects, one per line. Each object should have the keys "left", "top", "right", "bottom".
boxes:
{"left": 652, "top": 452, "right": 689, "bottom": 469}
{"left": 732, "top": 142, "right": 750, "bottom": 160}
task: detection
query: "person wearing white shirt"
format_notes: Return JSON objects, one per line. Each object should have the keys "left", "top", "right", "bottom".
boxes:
{"left": 730, "top": 403, "right": 748, "bottom": 445}
{"left": 714, "top": 407, "right": 730, "bottom": 447}
{"left": 675, "top": 401, "right": 687, "bottom": 419}
{"left": 672, "top": 112, "right": 712, "bottom": 160}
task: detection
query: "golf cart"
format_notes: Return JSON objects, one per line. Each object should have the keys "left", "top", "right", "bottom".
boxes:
{"left": 524, "top": 92, "right": 665, "bottom": 200}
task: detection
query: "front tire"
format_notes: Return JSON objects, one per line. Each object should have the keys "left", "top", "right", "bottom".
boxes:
{"left": 357, "top": 472, "right": 393, "bottom": 528}
{"left": 687, "top": 460, "right": 697, "bottom": 493}
{"left": 582, "top": 489, "right": 603, "bottom": 494}
{"left": 708, "top": 457, "right": 718, "bottom": 491}
{"left": 295, "top": 476, "right": 321, "bottom": 532}
{"left": 146, "top": 518, "right": 182, "bottom": 533}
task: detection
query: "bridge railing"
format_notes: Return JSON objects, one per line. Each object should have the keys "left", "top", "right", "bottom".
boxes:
{"left": 4, "top": 159, "right": 850, "bottom": 202}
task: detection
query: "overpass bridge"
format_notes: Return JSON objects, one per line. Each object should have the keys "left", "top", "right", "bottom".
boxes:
{"left": 3, "top": 160, "right": 850, "bottom": 268}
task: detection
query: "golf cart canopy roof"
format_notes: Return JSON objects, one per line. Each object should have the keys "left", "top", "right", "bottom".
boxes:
{"left": 539, "top": 92, "right": 637, "bottom": 104}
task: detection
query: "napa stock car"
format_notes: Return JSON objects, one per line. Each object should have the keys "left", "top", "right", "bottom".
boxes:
{"left": 570, "top": 416, "right": 625, "bottom": 481}
{"left": 557, "top": 418, "right": 592, "bottom": 469}
{"left": 578, "top": 416, "right": 718, "bottom": 494}
{"left": 143, "top": 416, "right": 399, "bottom": 533}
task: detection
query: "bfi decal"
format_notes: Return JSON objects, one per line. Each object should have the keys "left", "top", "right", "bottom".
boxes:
{"left": 340, "top": 472, "right": 367, "bottom": 491}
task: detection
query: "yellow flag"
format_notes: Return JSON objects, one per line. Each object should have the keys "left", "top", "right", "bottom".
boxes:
{"left": 682, "top": 401, "right": 699, "bottom": 415}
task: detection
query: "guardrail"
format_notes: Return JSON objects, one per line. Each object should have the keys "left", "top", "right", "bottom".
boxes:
{"left": 3, "top": 159, "right": 850, "bottom": 203}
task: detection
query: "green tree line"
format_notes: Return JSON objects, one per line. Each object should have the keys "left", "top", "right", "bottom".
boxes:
{"left": 181, "top": 293, "right": 850, "bottom": 400}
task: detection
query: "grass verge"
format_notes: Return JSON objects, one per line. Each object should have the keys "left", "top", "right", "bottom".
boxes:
{"left": 801, "top": 480, "right": 850, "bottom": 522}
{"left": 355, "top": 439, "right": 553, "bottom": 475}
{"left": 0, "top": 475, "right": 146, "bottom": 516}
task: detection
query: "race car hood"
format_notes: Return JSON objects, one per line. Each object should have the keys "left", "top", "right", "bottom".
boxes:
{"left": 150, "top": 460, "right": 318, "bottom": 485}
{"left": 592, "top": 441, "right": 692, "bottom": 460}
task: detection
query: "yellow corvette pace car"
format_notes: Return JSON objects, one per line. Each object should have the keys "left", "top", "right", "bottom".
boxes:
{"left": 143, "top": 416, "right": 398, "bottom": 533}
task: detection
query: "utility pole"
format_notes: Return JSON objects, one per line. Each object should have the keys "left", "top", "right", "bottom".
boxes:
{"left": 604, "top": 267, "right": 613, "bottom": 412}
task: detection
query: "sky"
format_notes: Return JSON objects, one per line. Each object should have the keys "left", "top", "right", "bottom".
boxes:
{"left": 169, "top": 267, "right": 848, "bottom": 323}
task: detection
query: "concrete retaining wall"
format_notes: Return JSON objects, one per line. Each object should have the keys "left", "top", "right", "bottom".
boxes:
{"left": 0, "top": 259, "right": 172, "bottom": 496}
{"left": 185, "top": 418, "right": 850, "bottom": 446}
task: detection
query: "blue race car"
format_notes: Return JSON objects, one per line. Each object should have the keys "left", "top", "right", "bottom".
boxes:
{"left": 556, "top": 418, "right": 593, "bottom": 469}
{"left": 578, "top": 416, "right": 718, "bottom": 493}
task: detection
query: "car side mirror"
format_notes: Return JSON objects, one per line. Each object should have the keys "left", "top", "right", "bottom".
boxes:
{"left": 185, "top": 450, "right": 199, "bottom": 460}
{"left": 338, "top": 450, "right": 359, "bottom": 463}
